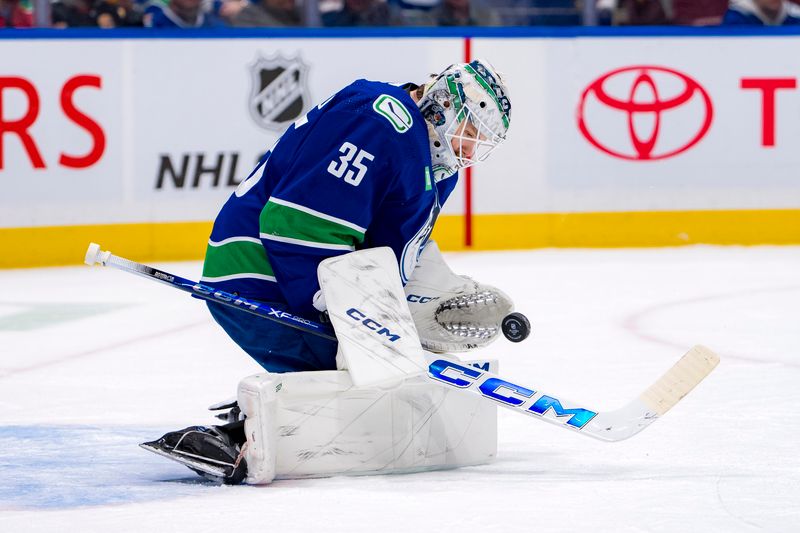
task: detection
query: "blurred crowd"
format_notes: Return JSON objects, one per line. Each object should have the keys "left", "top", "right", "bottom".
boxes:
{"left": 1, "top": 0, "right": 799, "bottom": 28}
{"left": 601, "top": 0, "right": 800, "bottom": 25}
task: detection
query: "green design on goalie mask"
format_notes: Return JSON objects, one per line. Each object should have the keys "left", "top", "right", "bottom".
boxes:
{"left": 417, "top": 59, "right": 511, "bottom": 182}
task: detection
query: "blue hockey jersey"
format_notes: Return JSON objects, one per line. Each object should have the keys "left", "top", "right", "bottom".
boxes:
{"left": 202, "top": 79, "right": 457, "bottom": 319}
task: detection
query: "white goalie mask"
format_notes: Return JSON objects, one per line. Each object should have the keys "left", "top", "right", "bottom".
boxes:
{"left": 417, "top": 59, "right": 511, "bottom": 181}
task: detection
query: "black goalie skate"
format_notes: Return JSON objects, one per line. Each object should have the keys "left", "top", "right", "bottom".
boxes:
{"left": 140, "top": 425, "right": 247, "bottom": 485}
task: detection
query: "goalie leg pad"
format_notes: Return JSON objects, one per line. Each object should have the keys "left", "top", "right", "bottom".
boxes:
{"left": 237, "top": 361, "right": 498, "bottom": 485}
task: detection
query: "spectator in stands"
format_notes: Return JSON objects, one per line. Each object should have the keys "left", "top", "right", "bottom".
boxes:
{"left": 231, "top": 0, "right": 302, "bottom": 26}
{"left": 216, "top": 0, "right": 248, "bottom": 23}
{"left": 0, "top": 0, "right": 33, "bottom": 26}
{"left": 144, "top": 0, "right": 224, "bottom": 27}
{"left": 614, "top": 0, "right": 672, "bottom": 24}
{"left": 95, "top": 0, "right": 144, "bottom": 27}
{"left": 722, "top": 0, "right": 800, "bottom": 24}
{"left": 434, "top": 0, "right": 500, "bottom": 26}
{"left": 385, "top": 0, "right": 431, "bottom": 25}
{"left": 322, "top": 0, "right": 396, "bottom": 25}
{"left": 672, "top": 0, "right": 728, "bottom": 24}
{"left": 432, "top": 0, "right": 475, "bottom": 25}
{"left": 52, "top": 0, "right": 98, "bottom": 26}
{"left": 396, "top": 0, "right": 499, "bottom": 26}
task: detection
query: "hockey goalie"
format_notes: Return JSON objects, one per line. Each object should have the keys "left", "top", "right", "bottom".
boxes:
{"left": 141, "top": 59, "right": 518, "bottom": 484}
{"left": 125, "top": 57, "right": 718, "bottom": 484}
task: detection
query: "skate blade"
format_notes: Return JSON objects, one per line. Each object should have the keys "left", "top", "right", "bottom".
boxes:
{"left": 139, "top": 442, "right": 228, "bottom": 479}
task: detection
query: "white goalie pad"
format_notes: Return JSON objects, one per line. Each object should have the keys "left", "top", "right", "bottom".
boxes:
{"left": 404, "top": 241, "right": 514, "bottom": 353}
{"left": 318, "top": 247, "right": 429, "bottom": 387}
{"left": 237, "top": 360, "right": 498, "bottom": 485}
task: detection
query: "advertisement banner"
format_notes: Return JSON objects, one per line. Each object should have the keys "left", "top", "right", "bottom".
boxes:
{"left": 474, "top": 36, "right": 800, "bottom": 213}
{"left": 0, "top": 37, "right": 462, "bottom": 228}
{"left": 0, "top": 42, "right": 124, "bottom": 226}
{"left": 1, "top": 32, "right": 798, "bottom": 265}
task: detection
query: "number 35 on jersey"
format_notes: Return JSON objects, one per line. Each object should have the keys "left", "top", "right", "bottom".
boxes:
{"left": 328, "top": 142, "right": 374, "bottom": 186}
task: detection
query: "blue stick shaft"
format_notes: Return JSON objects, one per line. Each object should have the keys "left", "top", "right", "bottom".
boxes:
{"left": 102, "top": 252, "right": 337, "bottom": 341}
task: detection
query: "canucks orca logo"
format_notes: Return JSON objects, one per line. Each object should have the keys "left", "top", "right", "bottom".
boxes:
{"left": 248, "top": 53, "right": 310, "bottom": 131}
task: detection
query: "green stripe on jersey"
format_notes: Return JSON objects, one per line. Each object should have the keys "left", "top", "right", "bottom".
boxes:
{"left": 260, "top": 199, "right": 365, "bottom": 248}
{"left": 202, "top": 239, "right": 275, "bottom": 280}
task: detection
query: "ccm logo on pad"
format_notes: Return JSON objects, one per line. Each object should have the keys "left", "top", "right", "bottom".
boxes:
{"left": 346, "top": 308, "right": 400, "bottom": 342}
{"left": 406, "top": 294, "right": 439, "bottom": 304}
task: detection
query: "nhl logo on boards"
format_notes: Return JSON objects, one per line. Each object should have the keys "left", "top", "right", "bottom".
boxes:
{"left": 248, "top": 53, "right": 310, "bottom": 131}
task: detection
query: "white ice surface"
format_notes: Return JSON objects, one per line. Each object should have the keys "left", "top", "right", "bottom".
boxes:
{"left": 1, "top": 246, "right": 799, "bottom": 532}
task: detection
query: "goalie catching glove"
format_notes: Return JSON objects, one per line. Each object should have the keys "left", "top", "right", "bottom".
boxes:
{"left": 404, "top": 241, "right": 514, "bottom": 353}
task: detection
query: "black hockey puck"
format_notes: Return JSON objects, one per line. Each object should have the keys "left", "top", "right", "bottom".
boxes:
{"left": 501, "top": 312, "right": 531, "bottom": 343}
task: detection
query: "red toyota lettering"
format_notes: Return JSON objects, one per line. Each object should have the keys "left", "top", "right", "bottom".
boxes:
{"left": 0, "top": 76, "right": 46, "bottom": 170}
{"left": 59, "top": 75, "right": 106, "bottom": 169}
{"left": 740, "top": 77, "right": 797, "bottom": 147}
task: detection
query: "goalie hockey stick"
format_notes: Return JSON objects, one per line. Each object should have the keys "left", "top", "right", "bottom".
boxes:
{"left": 85, "top": 243, "right": 720, "bottom": 442}
{"left": 427, "top": 345, "right": 718, "bottom": 441}
{"left": 83, "top": 243, "right": 337, "bottom": 341}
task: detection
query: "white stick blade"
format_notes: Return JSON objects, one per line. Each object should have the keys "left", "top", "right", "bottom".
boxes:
{"left": 639, "top": 344, "right": 720, "bottom": 416}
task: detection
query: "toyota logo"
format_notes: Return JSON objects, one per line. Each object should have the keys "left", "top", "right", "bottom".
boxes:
{"left": 578, "top": 66, "right": 713, "bottom": 161}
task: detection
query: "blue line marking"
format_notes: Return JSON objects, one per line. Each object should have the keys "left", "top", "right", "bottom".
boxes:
{"left": 1, "top": 425, "right": 248, "bottom": 509}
